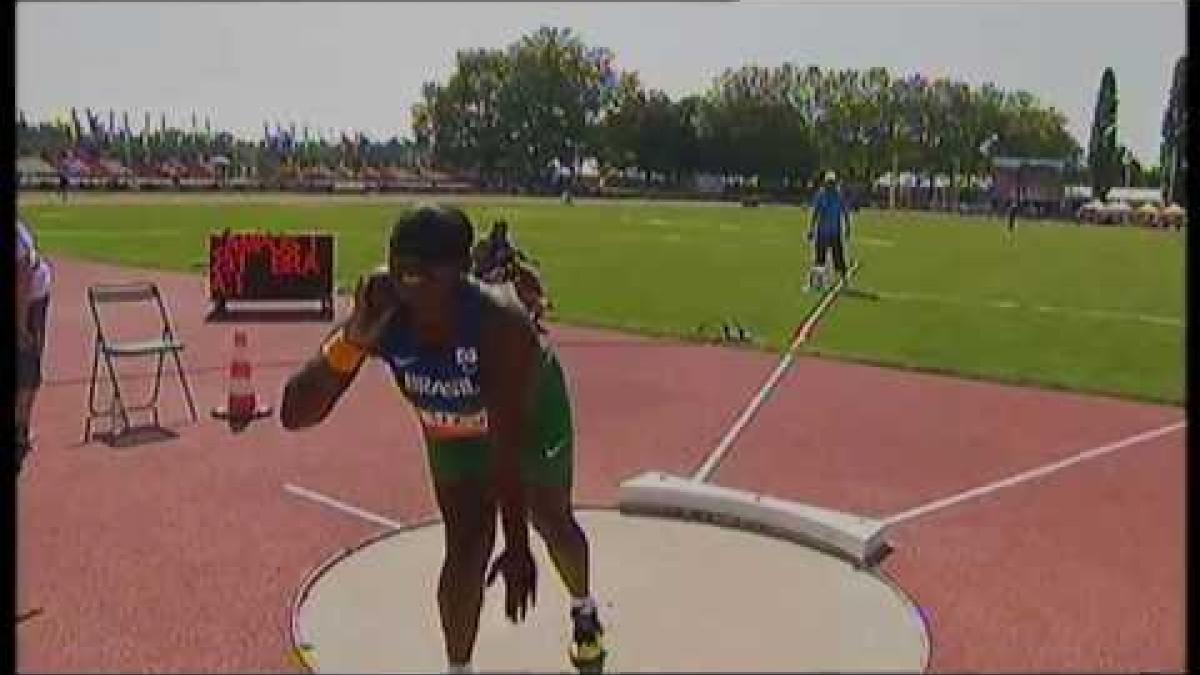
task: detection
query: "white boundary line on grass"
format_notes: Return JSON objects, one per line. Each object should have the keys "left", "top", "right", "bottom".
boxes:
{"left": 882, "top": 420, "right": 1186, "bottom": 526}
{"left": 874, "top": 290, "right": 1183, "bottom": 327}
{"left": 854, "top": 236, "right": 896, "bottom": 247}
{"left": 284, "top": 483, "right": 406, "bottom": 530}
{"left": 691, "top": 263, "right": 858, "bottom": 483}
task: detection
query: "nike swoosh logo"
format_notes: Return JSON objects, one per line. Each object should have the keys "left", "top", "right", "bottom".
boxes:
{"left": 544, "top": 440, "right": 565, "bottom": 459}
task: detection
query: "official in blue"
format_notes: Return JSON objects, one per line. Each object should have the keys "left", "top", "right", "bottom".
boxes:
{"left": 807, "top": 171, "right": 852, "bottom": 290}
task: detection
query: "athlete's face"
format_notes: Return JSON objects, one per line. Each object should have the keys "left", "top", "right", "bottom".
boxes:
{"left": 388, "top": 254, "right": 463, "bottom": 312}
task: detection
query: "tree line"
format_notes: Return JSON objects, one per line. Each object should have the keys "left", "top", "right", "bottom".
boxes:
{"left": 413, "top": 26, "right": 1085, "bottom": 198}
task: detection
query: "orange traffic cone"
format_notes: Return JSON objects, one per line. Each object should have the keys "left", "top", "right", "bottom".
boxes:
{"left": 212, "top": 330, "right": 272, "bottom": 431}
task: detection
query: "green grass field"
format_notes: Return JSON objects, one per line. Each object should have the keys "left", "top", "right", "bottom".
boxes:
{"left": 20, "top": 194, "right": 1186, "bottom": 405}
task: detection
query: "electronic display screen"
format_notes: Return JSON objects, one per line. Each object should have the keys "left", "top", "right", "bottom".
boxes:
{"left": 209, "top": 232, "right": 334, "bottom": 301}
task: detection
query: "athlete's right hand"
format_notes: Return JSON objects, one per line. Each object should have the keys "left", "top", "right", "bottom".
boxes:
{"left": 343, "top": 273, "right": 398, "bottom": 350}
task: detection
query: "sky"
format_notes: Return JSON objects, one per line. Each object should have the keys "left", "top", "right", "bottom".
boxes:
{"left": 16, "top": 1, "right": 1186, "bottom": 163}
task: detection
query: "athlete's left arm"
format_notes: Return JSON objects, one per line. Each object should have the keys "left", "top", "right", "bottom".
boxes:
{"left": 480, "top": 298, "right": 542, "bottom": 621}
{"left": 480, "top": 298, "right": 539, "bottom": 549}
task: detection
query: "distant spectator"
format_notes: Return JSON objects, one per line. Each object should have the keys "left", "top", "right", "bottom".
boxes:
{"left": 472, "top": 220, "right": 549, "bottom": 332}
{"left": 16, "top": 216, "right": 53, "bottom": 473}
{"left": 57, "top": 162, "right": 70, "bottom": 203}
{"left": 472, "top": 220, "right": 529, "bottom": 282}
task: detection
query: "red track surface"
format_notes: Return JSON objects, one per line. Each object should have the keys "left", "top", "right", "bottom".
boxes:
{"left": 17, "top": 259, "right": 1184, "bottom": 672}
{"left": 711, "top": 357, "right": 1185, "bottom": 672}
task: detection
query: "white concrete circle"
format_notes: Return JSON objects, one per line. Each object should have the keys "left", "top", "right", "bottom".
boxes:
{"left": 292, "top": 510, "right": 928, "bottom": 673}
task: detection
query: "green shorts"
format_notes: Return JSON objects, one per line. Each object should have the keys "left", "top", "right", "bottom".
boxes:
{"left": 425, "top": 351, "right": 573, "bottom": 488}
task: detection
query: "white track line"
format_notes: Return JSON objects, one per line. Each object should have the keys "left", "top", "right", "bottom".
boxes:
{"left": 883, "top": 420, "right": 1186, "bottom": 526}
{"left": 691, "top": 263, "right": 859, "bottom": 483}
{"left": 284, "top": 483, "right": 406, "bottom": 530}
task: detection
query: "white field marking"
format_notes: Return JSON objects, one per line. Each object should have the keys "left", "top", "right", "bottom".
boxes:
{"left": 855, "top": 236, "right": 896, "bottom": 247}
{"left": 284, "top": 483, "right": 406, "bottom": 530}
{"left": 691, "top": 263, "right": 859, "bottom": 483}
{"left": 1136, "top": 314, "right": 1185, "bottom": 327}
{"left": 883, "top": 420, "right": 1186, "bottom": 526}
{"left": 875, "top": 290, "right": 1183, "bottom": 327}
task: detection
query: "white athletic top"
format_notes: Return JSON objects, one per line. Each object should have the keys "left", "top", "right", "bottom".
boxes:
{"left": 17, "top": 219, "right": 52, "bottom": 299}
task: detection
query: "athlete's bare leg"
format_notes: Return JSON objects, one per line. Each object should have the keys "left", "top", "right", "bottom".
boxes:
{"left": 433, "top": 479, "right": 497, "bottom": 669}
{"left": 528, "top": 486, "right": 590, "bottom": 598}
{"left": 528, "top": 485, "right": 605, "bottom": 669}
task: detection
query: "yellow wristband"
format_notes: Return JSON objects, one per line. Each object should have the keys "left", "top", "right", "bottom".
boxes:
{"left": 321, "top": 329, "right": 367, "bottom": 374}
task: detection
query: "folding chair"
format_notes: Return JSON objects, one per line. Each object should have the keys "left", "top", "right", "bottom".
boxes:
{"left": 83, "top": 282, "right": 199, "bottom": 442}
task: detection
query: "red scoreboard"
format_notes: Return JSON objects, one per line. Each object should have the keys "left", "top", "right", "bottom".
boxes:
{"left": 209, "top": 231, "right": 334, "bottom": 318}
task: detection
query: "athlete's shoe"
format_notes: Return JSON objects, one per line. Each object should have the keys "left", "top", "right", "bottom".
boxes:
{"left": 569, "top": 606, "right": 607, "bottom": 672}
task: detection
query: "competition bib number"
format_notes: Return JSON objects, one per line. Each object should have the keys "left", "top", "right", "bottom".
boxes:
{"left": 419, "top": 409, "right": 489, "bottom": 441}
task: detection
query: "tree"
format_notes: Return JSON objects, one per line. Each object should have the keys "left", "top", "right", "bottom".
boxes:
{"left": 1160, "top": 55, "right": 1186, "bottom": 205}
{"left": 1087, "top": 67, "right": 1120, "bottom": 201}
{"left": 415, "top": 26, "right": 612, "bottom": 187}
{"left": 1117, "top": 145, "right": 1136, "bottom": 187}
{"left": 696, "top": 64, "right": 814, "bottom": 189}
{"left": 888, "top": 74, "right": 931, "bottom": 201}
{"left": 859, "top": 67, "right": 894, "bottom": 187}
{"left": 671, "top": 95, "right": 704, "bottom": 182}
{"left": 498, "top": 27, "right": 608, "bottom": 186}
{"left": 624, "top": 88, "right": 681, "bottom": 184}
{"left": 423, "top": 48, "right": 509, "bottom": 181}
{"left": 1141, "top": 164, "right": 1163, "bottom": 189}
{"left": 591, "top": 71, "right": 647, "bottom": 174}
{"left": 411, "top": 81, "right": 440, "bottom": 168}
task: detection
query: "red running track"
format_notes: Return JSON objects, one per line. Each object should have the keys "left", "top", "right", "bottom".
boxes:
{"left": 17, "top": 258, "right": 770, "bottom": 672}
{"left": 709, "top": 349, "right": 1185, "bottom": 672}
{"left": 16, "top": 258, "right": 1184, "bottom": 672}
